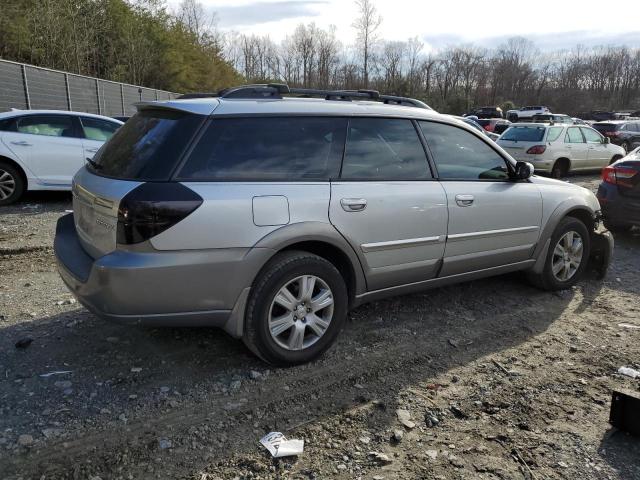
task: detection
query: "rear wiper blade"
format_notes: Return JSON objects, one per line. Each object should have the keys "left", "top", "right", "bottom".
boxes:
{"left": 86, "top": 157, "right": 102, "bottom": 170}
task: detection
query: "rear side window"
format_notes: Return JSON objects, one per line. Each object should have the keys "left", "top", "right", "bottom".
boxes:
{"left": 16, "top": 115, "right": 75, "bottom": 137}
{"left": 420, "top": 121, "right": 509, "bottom": 180}
{"left": 80, "top": 117, "right": 119, "bottom": 142}
{"left": 179, "top": 117, "right": 346, "bottom": 181}
{"left": 592, "top": 123, "right": 618, "bottom": 133}
{"left": 90, "top": 109, "right": 204, "bottom": 180}
{"left": 546, "top": 127, "right": 563, "bottom": 142}
{"left": 341, "top": 118, "right": 431, "bottom": 180}
{"left": 565, "top": 127, "right": 585, "bottom": 143}
{"left": 501, "top": 126, "right": 546, "bottom": 142}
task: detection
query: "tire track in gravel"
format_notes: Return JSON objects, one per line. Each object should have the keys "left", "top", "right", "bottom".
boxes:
{"left": 0, "top": 303, "right": 559, "bottom": 478}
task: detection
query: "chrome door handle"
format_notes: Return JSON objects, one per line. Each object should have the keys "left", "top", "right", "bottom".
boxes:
{"left": 11, "top": 140, "right": 32, "bottom": 146}
{"left": 455, "top": 194, "right": 474, "bottom": 207}
{"left": 340, "top": 198, "right": 367, "bottom": 212}
{"left": 86, "top": 148, "right": 99, "bottom": 153}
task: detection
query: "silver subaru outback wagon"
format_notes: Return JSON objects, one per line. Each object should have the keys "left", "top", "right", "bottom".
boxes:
{"left": 54, "top": 84, "right": 613, "bottom": 365}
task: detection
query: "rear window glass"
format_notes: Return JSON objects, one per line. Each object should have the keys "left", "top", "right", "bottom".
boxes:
{"left": 178, "top": 117, "right": 347, "bottom": 181}
{"left": 89, "top": 110, "right": 204, "bottom": 180}
{"left": 592, "top": 123, "right": 619, "bottom": 133}
{"left": 500, "top": 126, "right": 546, "bottom": 142}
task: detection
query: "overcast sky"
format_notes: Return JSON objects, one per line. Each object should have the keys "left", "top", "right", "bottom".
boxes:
{"left": 175, "top": 0, "right": 640, "bottom": 51}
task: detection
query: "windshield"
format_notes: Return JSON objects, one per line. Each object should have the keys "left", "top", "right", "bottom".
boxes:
{"left": 89, "top": 109, "right": 204, "bottom": 180}
{"left": 500, "top": 126, "right": 546, "bottom": 142}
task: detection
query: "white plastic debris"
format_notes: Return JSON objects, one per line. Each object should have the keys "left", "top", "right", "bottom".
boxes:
{"left": 618, "top": 367, "right": 640, "bottom": 379}
{"left": 618, "top": 323, "right": 640, "bottom": 330}
{"left": 259, "top": 431, "right": 304, "bottom": 458}
{"left": 39, "top": 370, "right": 73, "bottom": 378}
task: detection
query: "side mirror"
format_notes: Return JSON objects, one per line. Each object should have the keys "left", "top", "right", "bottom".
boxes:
{"left": 604, "top": 137, "right": 610, "bottom": 144}
{"left": 514, "top": 161, "right": 534, "bottom": 180}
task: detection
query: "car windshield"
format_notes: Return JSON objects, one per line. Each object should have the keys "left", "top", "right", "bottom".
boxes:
{"left": 500, "top": 126, "right": 546, "bottom": 142}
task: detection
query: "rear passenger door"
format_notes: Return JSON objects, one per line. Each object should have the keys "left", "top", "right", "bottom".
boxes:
{"left": 418, "top": 121, "right": 542, "bottom": 277}
{"left": 564, "top": 127, "right": 588, "bottom": 169}
{"left": 329, "top": 118, "right": 448, "bottom": 291}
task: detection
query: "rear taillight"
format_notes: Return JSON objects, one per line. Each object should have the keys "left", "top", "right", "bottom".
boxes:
{"left": 602, "top": 165, "right": 638, "bottom": 188}
{"left": 117, "top": 183, "right": 203, "bottom": 244}
{"left": 526, "top": 145, "right": 546, "bottom": 154}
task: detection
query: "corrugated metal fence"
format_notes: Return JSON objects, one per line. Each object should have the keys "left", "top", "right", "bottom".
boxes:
{"left": 0, "top": 59, "right": 180, "bottom": 116}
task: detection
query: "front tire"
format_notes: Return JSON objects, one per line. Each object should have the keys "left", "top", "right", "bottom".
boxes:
{"left": 243, "top": 251, "right": 348, "bottom": 366}
{"left": 528, "top": 217, "right": 591, "bottom": 291}
{"left": 0, "top": 162, "right": 25, "bottom": 206}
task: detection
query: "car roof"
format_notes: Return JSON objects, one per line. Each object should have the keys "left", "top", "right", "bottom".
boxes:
{"left": 0, "top": 109, "right": 123, "bottom": 124}
{"left": 136, "top": 96, "right": 449, "bottom": 122}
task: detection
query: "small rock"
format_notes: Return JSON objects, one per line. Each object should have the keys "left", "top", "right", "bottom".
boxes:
{"left": 230, "top": 380, "right": 242, "bottom": 390}
{"left": 392, "top": 429, "right": 403, "bottom": 443}
{"left": 396, "top": 409, "right": 415, "bottom": 428}
{"left": 336, "top": 464, "right": 347, "bottom": 470}
{"left": 368, "top": 451, "right": 393, "bottom": 465}
{"left": 118, "top": 413, "right": 127, "bottom": 422}
{"left": 249, "top": 370, "right": 262, "bottom": 380}
{"left": 54, "top": 380, "right": 72, "bottom": 389}
{"left": 426, "top": 449, "right": 438, "bottom": 460}
{"left": 426, "top": 415, "right": 440, "bottom": 427}
{"left": 158, "top": 438, "right": 172, "bottom": 449}
{"left": 131, "top": 367, "right": 142, "bottom": 373}
{"left": 99, "top": 408, "right": 111, "bottom": 414}
{"left": 160, "top": 386, "right": 170, "bottom": 393}
{"left": 15, "top": 337, "right": 33, "bottom": 349}
{"left": 17, "top": 434, "right": 34, "bottom": 446}
{"left": 359, "top": 436, "right": 371, "bottom": 444}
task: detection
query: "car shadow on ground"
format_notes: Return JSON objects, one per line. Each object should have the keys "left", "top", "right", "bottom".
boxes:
{"left": 0, "top": 271, "right": 585, "bottom": 477}
{"left": 2, "top": 191, "right": 71, "bottom": 214}
{"left": 598, "top": 428, "right": 640, "bottom": 479}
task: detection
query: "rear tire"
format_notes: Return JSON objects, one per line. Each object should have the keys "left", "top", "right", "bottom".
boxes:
{"left": 528, "top": 217, "right": 591, "bottom": 291}
{"left": 0, "top": 161, "right": 25, "bottom": 206}
{"left": 610, "top": 155, "right": 623, "bottom": 165}
{"left": 551, "top": 159, "right": 568, "bottom": 179}
{"left": 243, "top": 251, "right": 348, "bottom": 366}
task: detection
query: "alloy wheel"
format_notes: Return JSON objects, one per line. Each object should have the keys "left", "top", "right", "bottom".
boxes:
{"left": 0, "top": 169, "right": 16, "bottom": 201}
{"left": 268, "top": 275, "right": 334, "bottom": 351}
{"left": 551, "top": 231, "right": 584, "bottom": 282}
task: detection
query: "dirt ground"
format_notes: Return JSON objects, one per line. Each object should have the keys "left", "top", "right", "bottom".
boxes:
{"left": 1, "top": 177, "right": 639, "bottom": 480}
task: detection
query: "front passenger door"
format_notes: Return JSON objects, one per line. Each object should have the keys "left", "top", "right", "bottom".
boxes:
{"left": 419, "top": 121, "right": 542, "bottom": 277}
{"left": 329, "top": 118, "right": 448, "bottom": 291}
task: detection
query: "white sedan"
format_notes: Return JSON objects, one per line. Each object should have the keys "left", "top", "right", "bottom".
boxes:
{"left": 0, "top": 110, "right": 123, "bottom": 205}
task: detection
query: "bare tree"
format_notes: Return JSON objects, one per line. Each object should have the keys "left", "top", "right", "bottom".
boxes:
{"left": 352, "top": 0, "right": 382, "bottom": 88}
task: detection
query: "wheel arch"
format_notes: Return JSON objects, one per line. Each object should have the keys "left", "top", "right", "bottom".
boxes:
{"left": 0, "top": 154, "right": 29, "bottom": 189}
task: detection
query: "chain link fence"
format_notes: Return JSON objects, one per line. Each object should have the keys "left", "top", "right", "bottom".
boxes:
{"left": 0, "top": 59, "right": 180, "bottom": 116}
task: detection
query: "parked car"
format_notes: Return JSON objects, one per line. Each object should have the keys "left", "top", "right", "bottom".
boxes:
{"left": 493, "top": 120, "right": 513, "bottom": 135}
{"left": 468, "top": 106, "right": 503, "bottom": 119}
{"left": 0, "top": 110, "right": 123, "bottom": 205}
{"left": 531, "top": 113, "right": 573, "bottom": 124}
{"left": 597, "top": 147, "right": 640, "bottom": 231}
{"left": 454, "top": 116, "right": 500, "bottom": 141}
{"left": 591, "top": 120, "right": 640, "bottom": 153}
{"left": 497, "top": 123, "right": 625, "bottom": 178}
{"left": 506, "top": 106, "right": 551, "bottom": 122}
{"left": 475, "top": 118, "right": 512, "bottom": 133}
{"left": 54, "top": 84, "right": 613, "bottom": 365}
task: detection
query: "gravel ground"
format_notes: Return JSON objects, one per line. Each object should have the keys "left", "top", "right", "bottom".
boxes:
{"left": 1, "top": 176, "right": 639, "bottom": 480}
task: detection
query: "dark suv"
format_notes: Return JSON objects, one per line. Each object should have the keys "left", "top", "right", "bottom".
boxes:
{"left": 592, "top": 121, "right": 640, "bottom": 153}
{"left": 470, "top": 107, "right": 503, "bottom": 119}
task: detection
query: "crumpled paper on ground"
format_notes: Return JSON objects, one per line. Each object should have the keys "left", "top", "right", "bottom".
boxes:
{"left": 259, "top": 431, "right": 304, "bottom": 458}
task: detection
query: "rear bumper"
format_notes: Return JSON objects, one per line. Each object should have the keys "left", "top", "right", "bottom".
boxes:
{"left": 54, "top": 214, "right": 270, "bottom": 336}
{"left": 597, "top": 183, "right": 640, "bottom": 226}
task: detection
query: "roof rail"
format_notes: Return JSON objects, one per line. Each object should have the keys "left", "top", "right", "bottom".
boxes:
{"left": 177, "top": 84, "right": 433, "bottom": 110}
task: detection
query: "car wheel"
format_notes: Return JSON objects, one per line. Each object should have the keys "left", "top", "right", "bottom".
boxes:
{"left": 603, "top": 220, "right": 633, "bottom": 233}
{"left": 0, "top": 162, "right": 25, "bottom": 206}
{"left": 609, "top": 155, "right": 623, "bottom": 165}
{"left": 528, "top": 217, "right": 591, "bottom": 291}
{"left": 621, "top": 141, "right": 630, "bottom": 153}
{"left": 551, "top": 160, "right": 568, "bottom": 179}
{"left": 243, "top": 251, "right": 348, "bottom": 366}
